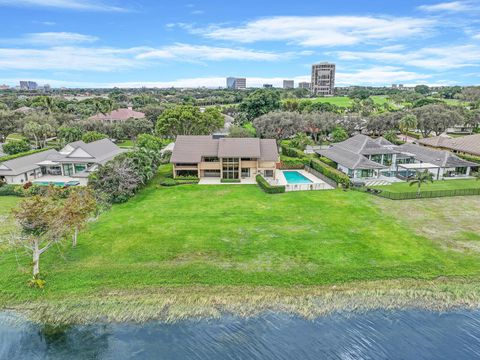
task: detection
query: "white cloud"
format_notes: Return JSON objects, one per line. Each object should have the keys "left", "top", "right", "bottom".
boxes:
{"left": 136, "top": 43, "right": 283, "bottom": 61}
{"left": 0, "top": 46, "right": 144, "bottom": 71}
{"left": 473, "top": 33, "right": 480, "bottom": 39}
{"left": 23, "top": 32, "right": 99, "bottom": 45}
{"left": 335, "top": 66, "right": 431, "bottom": 86}
{"left": 188, "top": 16, "right": 435, "bottom": 46}
{"left": 336, "top": 44, "right": 480, "bottom": 70}
{"left": 418, "top": 1, "right": 473, "bottom": 12}
{"left": 0, "top": 0, "right": 129, "bottom": 12}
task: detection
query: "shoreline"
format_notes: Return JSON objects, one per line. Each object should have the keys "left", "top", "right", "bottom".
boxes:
{"left": 2, "top": 277, "right": 480, "bottom": 325}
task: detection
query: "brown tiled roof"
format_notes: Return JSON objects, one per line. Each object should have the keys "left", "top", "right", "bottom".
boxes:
{"left": 170, "top": 136, "right": 279, "bottom": 163}
{"left": 417, "top": 134, "right": 480, "bottom": 156}
{"left": 88, "top": 108, "right": 145, "bottom": 121}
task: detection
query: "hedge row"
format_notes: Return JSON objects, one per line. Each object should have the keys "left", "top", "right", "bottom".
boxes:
{"left": 279, "top": 155, "right": 309, "bottom": 169}
{"left": 280, "top": 144, "right": 306, "bottom": 159}
{"left": 160, "top": 177, "right": 199, "bottom": 186}
{"left": 318, "top": 156, "right": 337, "bottom": 168}
{"left": 221, "top": 178, "right": 241, "bottom": 183}
{"left": 256, "top": 174, "right": 285, "bottom": 194}
{"left": 309, "top": 158, "right": 350, "bottom": 188}
{"left": 0, "top": 147, "right": 51, "bottom": 162}
{"left": 0, "top": 184, "right": 24, "bottom": 197}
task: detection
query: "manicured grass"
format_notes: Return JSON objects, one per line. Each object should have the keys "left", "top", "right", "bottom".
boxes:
{"left": 1, "top": 175, "right": 480, "bottom": 306}
{"left": 311, "top": 96, "right": 353, "bottom": 107}
{"left": 117, "top": 139, "right": 134, "bottom": 148}
{"left": 0, "top": 196, "right": 19, "bottom": 244}
{"left": 372, "top": 179, "right": 480, "bottom": 193}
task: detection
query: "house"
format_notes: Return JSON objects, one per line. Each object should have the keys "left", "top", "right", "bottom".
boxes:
{"left": 316, "top": 134, "right": 405, "bottom": 179}
{"left": 170, "top": 136, "right": 279, "bottom": 181}
{"left": 317, "top": 134, "right": 477, "bottom": 181}
{"left": 416, "top": 134, "right": 480, "bottom": 157}
{"left": 0, "top": 139, "right": 126, "bottom": 185}
{"left": 88, "top": 107, "right": 145, "bottom": 122}
{"left": 396, "top": 143, "right": 477, "bottom": 180}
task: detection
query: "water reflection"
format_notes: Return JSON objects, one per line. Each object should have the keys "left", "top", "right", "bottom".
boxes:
{"left": 1, "top": 309, "right": 480, "bottom": 359}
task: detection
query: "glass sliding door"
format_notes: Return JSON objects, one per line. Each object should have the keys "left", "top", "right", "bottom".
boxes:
{"left": 63, "top": 164, "right": 74, "bottom": 176}
{"left": 222, "top": 158, "right": 239, "bottom": 179}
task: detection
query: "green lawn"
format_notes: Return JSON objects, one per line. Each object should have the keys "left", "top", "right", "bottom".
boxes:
{"left": 1, "top": 176, "right": 480, "bottom": 305}
{"left": 308, "top": 95, "right": 393, "bottom": 108}
{"left": 372, "top": 179, "right": 480, "bottom": 193}
{"left": 117, "top": 139, "right": 134, "bottom": 148}
{"left": 0, "top": 196, "right": 19, "bottom": 244}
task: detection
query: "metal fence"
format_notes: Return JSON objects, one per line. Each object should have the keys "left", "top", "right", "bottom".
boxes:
{"left": 367, "top": 187, "right": 480, "bottom": 200}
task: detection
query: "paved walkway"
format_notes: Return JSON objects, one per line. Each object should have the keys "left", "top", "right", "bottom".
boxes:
{"left": 198, "top": 178, "right": 256, "bottom": 185}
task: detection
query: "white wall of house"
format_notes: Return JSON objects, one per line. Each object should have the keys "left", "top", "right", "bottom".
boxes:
{"left": 1, "top": 168, "right": 43, "bottom": 184}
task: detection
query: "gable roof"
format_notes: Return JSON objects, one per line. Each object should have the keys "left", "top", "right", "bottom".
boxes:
{"left": 58, "top": 138, "right": 126, "bottom": 164}
{"left": 170, "top": 136, "right": 279, "bottom": 163}
{"left": 0, "top": 149, "right": 60, "bottom": 176}
{"left": 88, "top": 108, "right": 145, "bottom": 122}
{"left": 317, "top": 146, "right": 386, "bottom": 170}
{"left": 333, "top": 134, "right": 398, "bottom": 155}
{"left": 397, "top": 143, "right": 477, "bottom": 168}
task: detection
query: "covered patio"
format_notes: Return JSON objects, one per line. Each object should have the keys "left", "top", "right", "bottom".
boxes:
{"left": 397, "top": 163, "right": 440, "bottom": 180}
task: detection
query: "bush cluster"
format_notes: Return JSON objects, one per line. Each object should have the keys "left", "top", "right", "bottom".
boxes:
{"left": 309, "top": 158, "right": 350, "bottom": 188}
{"left": 0, "top": 183, "right": 24, "bottom": 197}
{"left": 458, "top": 153, "right": 480, "bottom": 164}
{"left": 256, "top": 174, "right": 285, "bottom": 194}
{"left": 318, "top": 156, "right": 337, "bottom": 168}
{"left": 220, "top": 178, "right": 241, "bottom": 183}
{"left": 279, "top": 155, "right": 308, "bottom": 169}
{"left": 0, "top": 148, "right": 51, "bottom": 162}
{"left": 280, "top": 143, "right": 306, "bottom": 158}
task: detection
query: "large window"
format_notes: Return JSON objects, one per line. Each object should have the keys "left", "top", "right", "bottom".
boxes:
{"left": 241, "top": 168, "right": 250, "bottom": 178}
{"left": 203, "top": 157, "right": 219, "bottom": 162}
{"left": 74, "top": 163, "right": 87, "bottom": 173}
{"left": 63, "top": 164, "right": 74, "bottom": 176}
{"left": 222, "top": 158, "right": 239, "bottom": 179}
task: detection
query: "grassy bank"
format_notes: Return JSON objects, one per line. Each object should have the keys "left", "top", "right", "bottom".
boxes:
{"left": 372, "top": 179, "right": 480, "bottom": 193}
{"left": 1, "top": 176, "right": 479, "bottom": 323}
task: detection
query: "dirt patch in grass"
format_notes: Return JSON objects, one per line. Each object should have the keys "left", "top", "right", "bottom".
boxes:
{"left": 373, "top": 196, "right": 480, "bottom": 252}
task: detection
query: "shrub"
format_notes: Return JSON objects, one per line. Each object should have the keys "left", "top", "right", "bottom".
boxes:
{"left": 256, "top": 174, "right": 285, "bottom": 194}
{"left": 221, "top": 178, "right": 241, "bottom": 183}
{"left": 0, "top": 184, "right": 24, "bottom": 197}
{"left": 279, "top": 155, "right": 308, "bottom": 169}
{"left": 280, "top": 143, "right": 306, "bottom": 158}
{"left": 310, "top": 158, "right": 350, "bottom": 188}
{"left": 174, "top": 175, "right": 199, "bottom": 181}
{"left": 3, "top": 140, "right": 31, "bottom": 155}
{"left": 318, "top": 156, "right": 337, "bottom": 168}
{"left": 160, "top": 178, "right": 177, "bottom": 186}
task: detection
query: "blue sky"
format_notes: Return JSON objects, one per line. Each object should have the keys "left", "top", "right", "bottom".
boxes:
{"left": 1, "top": 0, "right": 480, "bottom": 88}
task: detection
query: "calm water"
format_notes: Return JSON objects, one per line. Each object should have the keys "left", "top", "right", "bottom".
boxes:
{"left": 283, "top": 170, "right": 312, "bottom": 184}
{"left": 1, "top": 309, "right": 480, "bottom": 360}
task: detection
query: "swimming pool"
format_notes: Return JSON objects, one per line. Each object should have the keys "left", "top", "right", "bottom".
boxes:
{"left": 33, "top": 181, "right": 80, "bottom": 187}
{"left": 283, "top": 171, "right": 313, "bottom": 184}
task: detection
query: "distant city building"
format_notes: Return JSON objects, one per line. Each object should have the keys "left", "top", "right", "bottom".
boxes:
{"left": 392, "top": 84, "right": 398, "bottom": 88}
{"left": 19, "top": 81, "right": 38, "bottom": 91}
{"left": 0, "top": 84, "right": 9, "bottom": 90}
{"left": 43, "top": 84, "right": 51, "bottom": 91}
{"left": 283, "top": 80, "right": 294, "bottom": 89}
{"left": 298, "top": 82, "right": 311, "bottom": 89}
{"left": 263, "top": 84, "right": 273, "bottom": 88}
{"left": 226, "top": 77, "right": 246, "bottom": 89}
{"left": 311, "top": 62, "right": 335, "bottom": 96}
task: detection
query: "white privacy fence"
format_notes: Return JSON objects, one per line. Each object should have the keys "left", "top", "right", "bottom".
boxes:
{"left": 285, "top": 182, "right": 331, "bottom": 192}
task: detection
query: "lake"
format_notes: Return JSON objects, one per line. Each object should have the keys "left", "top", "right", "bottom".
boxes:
{"left": 1, "top": 309, "right": 480, "bottom": 359}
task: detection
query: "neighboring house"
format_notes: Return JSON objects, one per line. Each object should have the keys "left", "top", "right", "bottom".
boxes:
{"left": 317, "top": 134, "right": 476, "bottom": 180}
{"left": 88, "top": 107, "right": 145, "bottom": 122}
{"left": 396, "top": 143, "right": 477, "bottom": 180}
{"left": 171, "top": 135, "right": 279, "bottom": 180}
{"left": 0, "top": 139, "right": 126, "bottom": 185}
{"left": 316, "top": 134, "right": 405, "bottom": 179}
{"left": 416, "top": 133, "right": 480, "bottom": 157}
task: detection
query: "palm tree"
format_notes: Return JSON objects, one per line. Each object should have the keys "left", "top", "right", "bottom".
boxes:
{"left": 409, "top": 170, "right": 434, "bottom": 197}
{"left": 399, "top": 114, "right": 418, "bottom": 142}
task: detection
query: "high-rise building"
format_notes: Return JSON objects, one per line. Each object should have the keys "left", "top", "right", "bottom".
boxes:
{"left": 226, "top": 77, "right": 246, "bottom": 89}
{"left": 311, "top": 63, "right": 335, "bottom": 96}
{"left": 283, "top": 80, "right": 294, "bottom": 89}
{"left": 19, "top": 81, "right": 38, "bottom": 91}
{"left": 263, "top": 84, "right": 273, "bottom": 88}
{"left": 298, "top": 82, "right": 311, "bottom": 89}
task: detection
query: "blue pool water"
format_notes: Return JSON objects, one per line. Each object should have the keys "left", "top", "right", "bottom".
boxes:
{"left": 33, "top": 181, "right": 80, "bottom": 187}
{"left": 283, "top": 171, "right": 312, "bottom": 184}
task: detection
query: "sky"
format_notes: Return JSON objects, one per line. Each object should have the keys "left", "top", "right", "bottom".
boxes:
{"left": 0, "top": 0, "right": 480, "bottom": 88}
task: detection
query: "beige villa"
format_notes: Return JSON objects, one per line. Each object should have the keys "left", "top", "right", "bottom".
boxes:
{"left": 171, "top": 135, "right": 279, "bottom": 181}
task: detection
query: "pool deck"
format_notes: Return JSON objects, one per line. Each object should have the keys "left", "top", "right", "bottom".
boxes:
{"left": 275, "top": 170, "right": 334, "bottom": 191}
